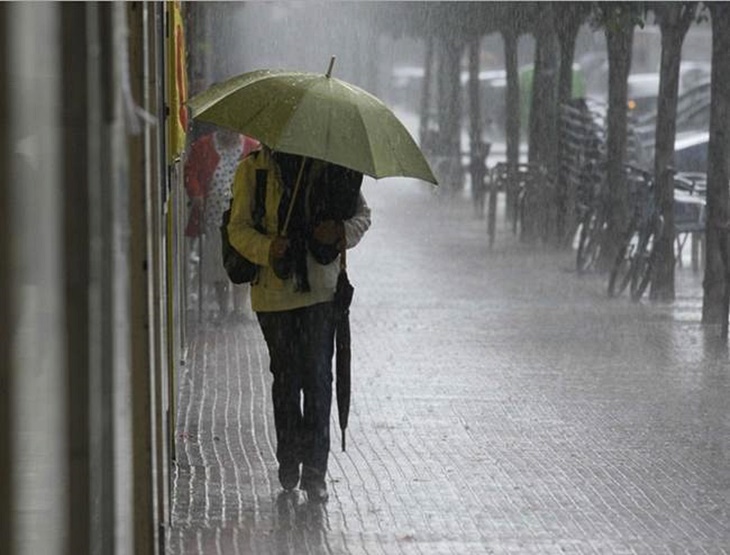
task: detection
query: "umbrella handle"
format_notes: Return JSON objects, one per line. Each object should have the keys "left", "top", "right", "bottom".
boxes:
{"left": 281, "top": 156, "right": 308, "bottom": 237}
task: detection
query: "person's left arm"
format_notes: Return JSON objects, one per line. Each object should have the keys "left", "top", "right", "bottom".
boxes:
{"left": 312, "top": 192, "right": 371, "bottom": 250}
{"left": 342, "top": 192, "right": 371, "bottom": 249}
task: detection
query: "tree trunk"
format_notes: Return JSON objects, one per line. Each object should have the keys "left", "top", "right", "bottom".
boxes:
{"left": 556, "top": 13, "right": 582, "bottom": 246}
{"left": 527, "top": 3, "right": 559, "bottom": 243}
{"left": 436, "top": 35, "right": 464, "bottom": 192}
{"left": 419, "top": 35, "right": 434, "bottom": 148}
{"left": 502, "top": 27, "right": 520, "bottom": 224}
{"left": 528, "top": 4, "right": 559, "bottom": 176}
{"left": 557, "top": 18, "right": 580, "bottom": 109}
{"left": 702, "top": 3, "right": 730, "bottom": 336}
{"left": 468, "top": 36, "right": 482, "bottom": 157}
{"left": 439, "top": 36, "right": 463, "bottom": 158}
{"left": 468, "top": 36, "right": 488, "bottom": 217}
{"left": 503, "top": 29, "right": 520, "bottom": 171}
{"left": 650, "top": 4, "right": 696, "bottom": 302}
{"left": 469, "top": 37, "right": 482, "bottom": 148}
{"left": 598, "top": 23, "right": 634, "bottom": 271}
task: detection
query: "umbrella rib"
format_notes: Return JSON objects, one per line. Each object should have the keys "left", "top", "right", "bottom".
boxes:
{"left": 196, "top": 88, "right": 276, "bottom": 141}
{"left": 354, "top": 89, "right": 424, "bottom": 180}
{"left": 236, "top": 79, "right": 312, "bottom": 147}
{"left": 350, "top": 100, "right": 378, "bottom": 177}
{"left": 199, "top": 75, "right": 313, "bottom": 148}
{"left": 334, "top": 82, "right": 378, "bottom": 175}
{"left": 379, "top": 108, "right": 437, "bottom": 183}
{"left": 267, "top": 77, "right": 321, "bottom": 155}
{"left": 363, "top": 103, "right": 407, "bottom": 179}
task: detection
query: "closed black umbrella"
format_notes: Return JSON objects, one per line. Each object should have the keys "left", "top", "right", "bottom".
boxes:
{"left": 334, "top": 252, "right": 354, "bottom": 451}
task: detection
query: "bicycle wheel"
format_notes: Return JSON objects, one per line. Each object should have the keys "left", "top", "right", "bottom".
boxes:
{"left": 576, "top": 210, "right": 603, "bottom": 274}
{"left": 608, "top": 223, "right": 639, "bottom": 298}
{"left": 514, "top": 186, "right": 526, "bottom": 236}
{"left": 629, "top": 218, "right": 662, "bottom": 302}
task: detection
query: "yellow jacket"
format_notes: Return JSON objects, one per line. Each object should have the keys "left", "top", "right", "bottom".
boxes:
{"left": 228, "top": 148, "right": 371, "bottom": 313}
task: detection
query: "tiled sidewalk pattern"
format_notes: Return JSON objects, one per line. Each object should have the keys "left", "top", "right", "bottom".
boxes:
{"left": 169, "top": 180, "right": 730, "bottom": 554}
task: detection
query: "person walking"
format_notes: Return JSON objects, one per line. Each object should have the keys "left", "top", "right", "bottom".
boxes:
{"left": 227, "top": 145, "right": 371, "bottom": 502}
{"left": 185, "top": 127, "right": 258, "bottom": 323}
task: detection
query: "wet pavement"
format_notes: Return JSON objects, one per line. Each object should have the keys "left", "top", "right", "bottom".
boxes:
{"left": 168, "top": 178, "right": 730, "bottom": 554}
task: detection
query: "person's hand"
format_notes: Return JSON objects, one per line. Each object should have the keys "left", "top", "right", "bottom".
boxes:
{"left": 269, "top": 236, "right": 289, "bottom": 259}
{"left": 312, "top": 220, "right": 344, "bottom": 246}
{"left": 270, "top": 236, "right": 292, "bottom": 279}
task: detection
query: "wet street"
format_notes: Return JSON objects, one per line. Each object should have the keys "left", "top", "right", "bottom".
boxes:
{"left": 169, "top": 178, "right": 730, "bottom": 554}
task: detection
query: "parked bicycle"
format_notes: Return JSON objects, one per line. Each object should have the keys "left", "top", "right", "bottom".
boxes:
{"left": 575, "top": 159, "right": 608, "bottom": 274}
{"left": 607, "top": 166, "right": 708, "bottom": 300}
{"left": 487, "top": 162, "right": 558, "bottom": 246}
{"left": 470, "top": 140, "right": 491, "bottom": 218}
{"left": 488, "top": 162, "right": 543, "bottom": 240}
{"left": 607, "top": 165, "right": 663, "bottom": 300}
{"left": 508, "top": 164, "right": 557, "bottom": 242}
{"left": 516, "top": 163, "right": 557, "bottom": 243}
{"left": 670, "top": 171, "right": 707, "bottom": 271}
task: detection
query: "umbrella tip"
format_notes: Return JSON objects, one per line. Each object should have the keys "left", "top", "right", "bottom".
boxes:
{"left": 326, "top": 56, "right": 336, "bottom": 78}
{"left": 341, "top": 433, "right": 346, "bottom": 452}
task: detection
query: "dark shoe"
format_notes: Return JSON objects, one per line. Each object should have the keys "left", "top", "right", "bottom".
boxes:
{"left": 304, "top": 483, "right": 328, "bottom": 503}
{"left": 278, "top": 463, "right": 300, "bottom": 491}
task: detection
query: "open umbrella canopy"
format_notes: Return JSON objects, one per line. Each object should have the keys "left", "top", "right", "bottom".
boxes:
{"left": 187, "top": 64, "right": 437, "bottom": 185}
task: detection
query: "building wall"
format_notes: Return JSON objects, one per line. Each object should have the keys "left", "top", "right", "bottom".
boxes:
{"left": 2, "top": 2, "right": 172, "bottom": 554}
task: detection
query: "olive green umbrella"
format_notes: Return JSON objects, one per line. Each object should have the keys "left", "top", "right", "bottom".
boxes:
{"left": 187, "top": 58, "right": 437, "bottom": 185}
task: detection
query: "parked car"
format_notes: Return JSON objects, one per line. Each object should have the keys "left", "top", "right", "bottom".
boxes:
{"left": 635, "top": 77, "right": 711, "bottom": 131}
{"left": 675, "top": 79, "right": 711, "bottom": 133}
{"left": 580, "top": 56, "right": 710, "bottom": 124}
{"left": 627, "top": 72, "right": 660, "bottom": 121}
{"left": 633, "top": 77, "right": 712, "bottom": 166}
{"left": 677, "top": 61, "right": 711, "bottom": 95}
{"left": 674, "top": 130, "right": 709, "bottom": 173}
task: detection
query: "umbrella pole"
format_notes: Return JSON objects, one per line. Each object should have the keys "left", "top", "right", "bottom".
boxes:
{"left": 280, "top": 156, "right": 308, "bottom": 236}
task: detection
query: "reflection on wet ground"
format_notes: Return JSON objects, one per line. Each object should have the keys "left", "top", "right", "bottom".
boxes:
{"left": 169, "top": 180, "right": 730, "bottom": 554}
{"left": 273, "top": 491, "right": 329, "bottom": 553}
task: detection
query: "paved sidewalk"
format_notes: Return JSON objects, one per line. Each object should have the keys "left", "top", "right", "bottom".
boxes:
{"left": 169, "top": 179, "right": 730, "bottom": 554}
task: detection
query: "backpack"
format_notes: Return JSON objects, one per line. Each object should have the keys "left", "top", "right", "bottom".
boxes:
{"left": 220, "top": 168, "right": 267, "bottom": 284}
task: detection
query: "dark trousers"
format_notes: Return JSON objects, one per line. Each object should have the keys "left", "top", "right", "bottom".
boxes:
{"left": 257, "top": 301, "right": 336, "bottom": 487}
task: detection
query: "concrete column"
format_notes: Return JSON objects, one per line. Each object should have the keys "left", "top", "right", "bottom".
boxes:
{"left": 127, "top": 2, "right": 157, "bottom": 553}
{"left": 148, "top": 0, "right": 170, "bottom": 542}
{"left": 109, "top": 3, "right": 138, "bottom": 552}
{"left": 10, "top": 3, "right": 65, "bottom": 555}
{"left": 0, "top": 5, "right": 12, "bottom": 550}
{"left": 87, "top": 4, "right": 119, "bottom": 553}
{"left": 59, "top": 4, "right": 93, "bottom": 553}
